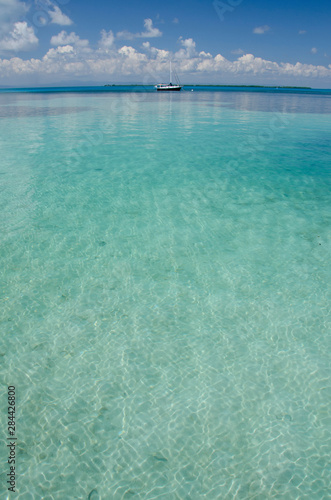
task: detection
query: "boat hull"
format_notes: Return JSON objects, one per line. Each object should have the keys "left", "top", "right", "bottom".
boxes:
{"left": 156, "top": 86, "right": 182, "bottom": 91}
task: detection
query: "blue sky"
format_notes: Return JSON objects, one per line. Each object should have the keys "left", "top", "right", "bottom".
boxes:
{"left": 0, "top": 0, "right": 330, "bottom": 86}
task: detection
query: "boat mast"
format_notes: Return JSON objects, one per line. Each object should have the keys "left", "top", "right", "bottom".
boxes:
{"left": 170, "top": 61, "right": 172, "bottom": 84}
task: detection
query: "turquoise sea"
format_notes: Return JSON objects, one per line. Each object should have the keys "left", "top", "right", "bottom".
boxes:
{"left": 0, "top": 87, "right": 330, "bottom": 499}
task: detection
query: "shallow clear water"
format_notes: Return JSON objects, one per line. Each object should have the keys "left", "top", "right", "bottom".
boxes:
{"left": 0, "top": 89, "right": 330, "bottom": 499}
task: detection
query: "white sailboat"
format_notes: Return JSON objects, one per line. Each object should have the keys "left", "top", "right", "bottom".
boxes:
{"left": 155, "top": 62, "right": 182, "bottom": 91}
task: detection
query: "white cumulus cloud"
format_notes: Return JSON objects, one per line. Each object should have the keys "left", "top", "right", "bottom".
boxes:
{"left": 142, "top": 41, "right": 169, "bottom": 59}
{"left": 0, "top": 35, "right": 331, "bottom": 86}
{"left": 45, "top": 45, "right": 74, "bottom": 58}
{"left": 0, "top": 21, "right": 38, "bottom": 51}
{"left": 48, "top": 5, "right": 73, "bottom": 26}
{"left": 311, "top": 47, "right": 317, "bottom": 54}
{"left": 0, "top": 0, "right": 28, "bottom": 37}
{"left": 51, "top": 31, "right": 89, "bottom": 48}
{"left": 253, "top": 25, "right": 270, "bottom": 34}
{"left": 117, "top": 18, "right": 162, "bottom": 39}
{"left": 231, "top": 48, "right": 245, "bottom": 55}
{"left": 98, "top": 30, "right": 115, "bottom": 51}
{"left": 176, "top": 37, "right": 197, "bottom": 59}
{"left": 141, "top": 18, "right": 162, "bottom": 37}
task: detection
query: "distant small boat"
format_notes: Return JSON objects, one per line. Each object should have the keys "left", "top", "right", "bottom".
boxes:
{"left": 156, "top": 62, "right": 182, "bottom": 91}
